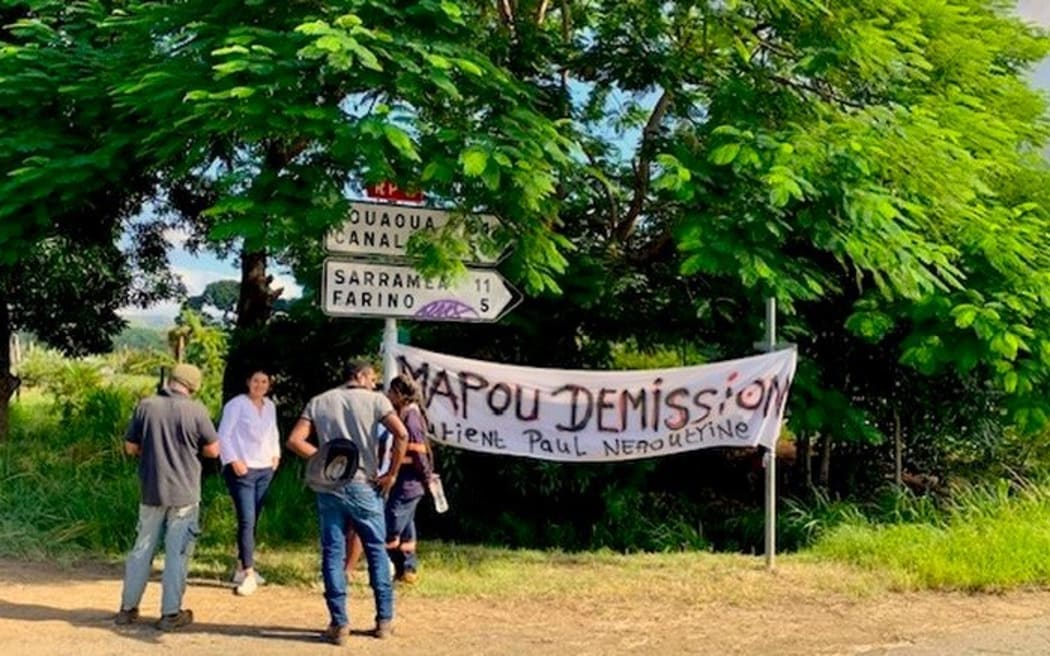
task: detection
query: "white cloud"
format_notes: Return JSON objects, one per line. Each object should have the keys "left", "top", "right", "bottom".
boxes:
{"left": 119, "top": 300, "right": 181, "bottom": 320}
{"left": 270, "top": 270, "right": 303, "bottom": 300}
{"left": 173, "top": 265, "right": 234, "bottom": 296}
{"left": 1018, "top": 0, "right": 1050, "bottom": 27}
{"left": 163, "top": 227, "right": 192, "bottom": 249}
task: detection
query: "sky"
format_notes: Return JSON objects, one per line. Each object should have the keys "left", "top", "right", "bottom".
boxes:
{"left": 119, "top": 227, "right": 303, "bottom": 322}
{"left": 1019, "top": 0, "right": 1050, "bottom": 88}
{"left": 120, "top": 2, "right": 1050, "bottom": 323}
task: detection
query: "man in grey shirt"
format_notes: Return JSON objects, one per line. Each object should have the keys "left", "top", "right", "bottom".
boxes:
{"left": 287, "top": 359, "right": 408, "bottom": 646}
{"left": 115, "top": 364, "right": 220, "bottom": 631}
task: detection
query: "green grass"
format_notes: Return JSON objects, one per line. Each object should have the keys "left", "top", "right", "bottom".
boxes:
{"left": 181, "top": 540, "right": 890, "bottom": 603}
{"left": 808, "top": 481, "right": 1050, "bottom": 591}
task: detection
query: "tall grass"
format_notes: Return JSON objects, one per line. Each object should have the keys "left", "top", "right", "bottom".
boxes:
{"left": 807, "top": 479, "right": 1050, "bottom": 590}
{"left": 0, "top": 387, "right": 319, "bottom": 562}
{"left": 1, "top": 391, "right": 143, "bottom": 558}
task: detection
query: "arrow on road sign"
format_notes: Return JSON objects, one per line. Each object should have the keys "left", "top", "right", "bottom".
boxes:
{"left": 325, "top": 201, "right": 502, "bottom": 264}
{"left": 322, "top": 259, "right": 520, "bottom": 323}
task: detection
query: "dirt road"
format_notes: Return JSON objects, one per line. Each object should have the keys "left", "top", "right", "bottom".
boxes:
{"left": 2, "top": 559, "right": 1049, "bottom": 655}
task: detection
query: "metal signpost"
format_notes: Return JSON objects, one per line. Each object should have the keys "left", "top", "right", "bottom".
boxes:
{"left": 752, "top": 297, "right": 785, "bottom": 571}
{"left": 763, "top": 298, "right": 777, "bottom": 571}
{"left": 322, "top": 192, "right": 517, "bottom": 385}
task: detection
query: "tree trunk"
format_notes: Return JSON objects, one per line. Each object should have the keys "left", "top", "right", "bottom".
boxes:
{"left": 223, "top": 248, "right": 273, "bottom": 402}
{"left": 893, "top": 409, "right": 903, "bottom": 488}
{"left": 0, "top": 299, "right": 21, "bottom": 440}
{"left": 818, "top": 434, "right": 832, "bottom": 487}
{"left": 237, "top": 249, "right": 272, "bottom": 328}
{"left": 798, "top": 432, "right": 811, "bottom": 488}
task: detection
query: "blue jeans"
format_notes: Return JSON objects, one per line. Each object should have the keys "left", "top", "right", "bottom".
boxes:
{"left": 120, "top": 504, "right": 200, "bottom": 616}
{"left": 386, "top": 489, "right": 422, "bottom": 576}
{"left": 317, "top": 482, "right": 393, "bottom": 627}
{"left": 223, "top": 466, "right": 274, "bottom": 569}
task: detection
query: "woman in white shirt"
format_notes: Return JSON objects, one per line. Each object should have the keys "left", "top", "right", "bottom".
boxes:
{"left": 218, "top": 368, "right": 280, "bottom": 596}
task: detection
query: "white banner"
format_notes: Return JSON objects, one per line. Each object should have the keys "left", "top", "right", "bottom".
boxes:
{"left": 390, "top": 344, "right": 798, "bottom": 463}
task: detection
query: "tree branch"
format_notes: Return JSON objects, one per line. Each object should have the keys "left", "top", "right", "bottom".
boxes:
{"left": 770, "top": 74, "right": 867, "bottom": 110}
{"left": 629, "top": 230, "right": 674, "bottom": 265}
{"left": 559, "top": 0, "right": 572, "bottom": 87}
{"left": 536, "top": 0, "right": 551, "bottom": 23}
{"left": 614, "top": 90, "right": 672, "bottom": 241}
{"left": 583, "top": 149, "right": 619, "bottom": 232}
{"left": 497, "top": 0, "right": 516, "bottom": 37}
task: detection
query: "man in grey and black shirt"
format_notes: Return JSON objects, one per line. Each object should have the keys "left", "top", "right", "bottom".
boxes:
{"left": 115, "top": 364, "right": 220, "bottom": 631}
{"left": 288, "top": 359, "right": 408, "bottom": 646}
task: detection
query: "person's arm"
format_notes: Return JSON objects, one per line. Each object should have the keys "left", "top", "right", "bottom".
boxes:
{"left": 124, "top": 403, "right": 143, "bottom": 457}
{"left": 287, "top": 417, "right": 317, "bottom": 459}
{"left": 404, "top": 407, "right": 432, "bottom": 477}
{"left": 376, "top": 411, "right": 408, "bottom": 493}
{"left": 217, "top": 397, "right": 247, "bottom": 474}
{"left": 267, "top": 400, "right": 281, "bottom": 470}
{"left": 198, "top": 408, "right": 221, "bottom": 459}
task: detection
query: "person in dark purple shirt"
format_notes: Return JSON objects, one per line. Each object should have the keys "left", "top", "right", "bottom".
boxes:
{"left": 384, "top": 373, "right": 434, "bottom": 583}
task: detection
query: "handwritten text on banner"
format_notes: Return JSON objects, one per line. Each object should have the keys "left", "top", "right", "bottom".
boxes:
{"left": 391, "top": 344, "right": 798, "bottom": 462}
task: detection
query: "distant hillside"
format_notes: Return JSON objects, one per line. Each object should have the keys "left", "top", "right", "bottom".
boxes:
{"left": 112, "top": 325, "right": 168, "bottom": 352}
{"left": 124, "top": 314, "right": 176, "bottom": 330}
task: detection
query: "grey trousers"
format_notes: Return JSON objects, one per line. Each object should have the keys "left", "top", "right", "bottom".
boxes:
{"left": 119, "top": 503, "right": 200, "bottom": 616}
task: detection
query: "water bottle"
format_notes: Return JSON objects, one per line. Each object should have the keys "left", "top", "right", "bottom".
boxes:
{"left": 428, "top": 474, "right": 449, "bottom": 514}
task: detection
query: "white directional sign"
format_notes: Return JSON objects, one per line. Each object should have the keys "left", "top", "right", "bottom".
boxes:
{"left": 326, "top": 201, "right": 501, "bottom": 263}
{"left": 322, "top": 259, "right": 519, "bottom": 322}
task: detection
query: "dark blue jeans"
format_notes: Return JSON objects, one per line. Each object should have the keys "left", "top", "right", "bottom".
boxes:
{"left": 317, "top": 481, "right": 393, "bottom": 628}
{"left": 386, "top": 489, "right": 423, "bottom": 576}
{"left": 223, "top": 466, "right": 274, "bottom": 570}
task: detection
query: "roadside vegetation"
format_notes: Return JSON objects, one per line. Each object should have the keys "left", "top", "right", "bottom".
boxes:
{"left": 6, "top": 343, "right": 1050, "bottom": 595}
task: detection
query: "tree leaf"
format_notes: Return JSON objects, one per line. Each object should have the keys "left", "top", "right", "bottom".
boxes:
{"left": 460, "top": 147, "right": 488, "bottom": 177}
{"left": 709, "top": 143, "right": 741, "bottom": 166}
{"left": 383, "top": 124, "right": 420, "bottom": 161}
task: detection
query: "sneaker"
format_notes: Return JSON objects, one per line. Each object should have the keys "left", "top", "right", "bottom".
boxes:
{"left": 156, "top": 609, "right": 194, "bottom": 631}
{"left": 114, "top": 607, "right": 139, "bottom": 625}
{"left": 322, "top": 623, "right": 349, "bottom": 646}
{"left": 232, "top": 570, "right": 266, "bottom": 586}
{"left": 374, "top": 619, "right": 394, "bottom": 639}
{"left": 235, "top": 573, "right": 258, "bottom": 596}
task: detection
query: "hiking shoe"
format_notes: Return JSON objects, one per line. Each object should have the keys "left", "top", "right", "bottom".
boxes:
{"left": 156, "top": 609, "right": 194, "bottom": 631}
{"left": 322, "top": 623, "right": 349, "bottom": 646}
{"left": 374, "top": 619, "right": 394, "bottom": 639}
{"left": 399, "top": 570, "right": 419, "bottom": 584}
{"left": 235, "top": 572, "right": 258, "bottom": 596}
{"left": 114, "top": 607, "right": 139, "bottom": 625}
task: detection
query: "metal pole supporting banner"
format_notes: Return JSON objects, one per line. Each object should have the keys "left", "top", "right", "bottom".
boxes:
{"left": 382, "top": 318, "right": 398, "bottom": 388}
{"left": 764, "top": 297, "right": 777, "bottom": 571}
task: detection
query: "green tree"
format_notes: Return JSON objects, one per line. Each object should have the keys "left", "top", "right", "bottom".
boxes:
{"left": 185, "top": 279, "right": 242, "bottom": 325}
{"left": 0, "top": 2, "right": 181, "bottom": 437}
{"left": 486, "top": 0, "right": 1050, "bottom": 485}
{"left": 99, "top": 0, "right": 576, "bottom": 397}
